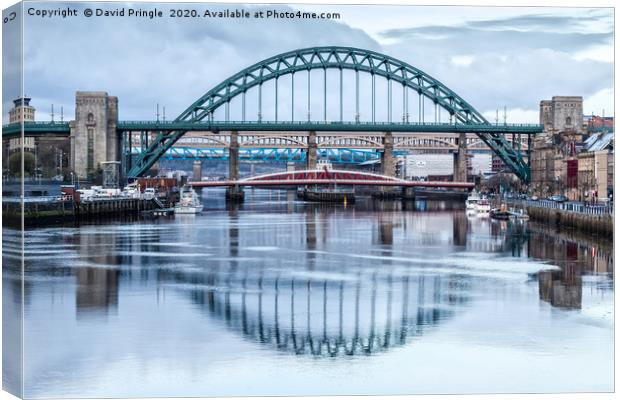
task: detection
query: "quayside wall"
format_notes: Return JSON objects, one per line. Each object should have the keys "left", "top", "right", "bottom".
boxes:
{"left": 504, "top": 199, "right": 613, "bottom": 237}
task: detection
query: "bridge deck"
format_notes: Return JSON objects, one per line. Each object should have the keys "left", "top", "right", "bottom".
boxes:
{"left": 190, "top": 179, "right": 474, "bottom": 189}
{"left": 2, "top": 120, "right": 542, "bottom": 138}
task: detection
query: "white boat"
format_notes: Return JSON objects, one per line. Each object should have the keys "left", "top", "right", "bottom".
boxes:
{"left": 174, "top": 187, "right": 203, "bottom": 214}
{"left": 475, "top": 199, "right": 491, "bottom": 213}
{"left": 466, "top": 190, "right": 482, "bottom": 210}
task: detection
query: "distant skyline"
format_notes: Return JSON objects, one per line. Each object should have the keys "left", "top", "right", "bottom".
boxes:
{"left": 3, "top": 2, "right": 614, "bottom": 124}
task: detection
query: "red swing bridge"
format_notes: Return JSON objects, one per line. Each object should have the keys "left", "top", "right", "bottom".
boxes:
{"left": 189, "top": 168, "right": 475, "bottom": 189}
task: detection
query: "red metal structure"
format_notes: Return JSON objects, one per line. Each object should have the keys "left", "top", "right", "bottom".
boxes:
{"left": 189, "top": 169, "right": 474, "bottom": 189}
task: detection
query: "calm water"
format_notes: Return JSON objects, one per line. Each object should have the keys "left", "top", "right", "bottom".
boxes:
{"left": 3, "top": 190, "right": 614, "bottom": 397}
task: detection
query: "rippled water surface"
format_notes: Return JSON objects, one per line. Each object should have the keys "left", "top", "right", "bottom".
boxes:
{"left": 3, "top": 190, "right": 614, "bottom": 397}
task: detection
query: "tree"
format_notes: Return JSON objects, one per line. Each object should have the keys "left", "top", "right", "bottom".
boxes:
{"left": 8, "top": 152, "right": 35, "bottom": 177}
{"left": 484, "top": 172, "right": 520, "bottom": 194}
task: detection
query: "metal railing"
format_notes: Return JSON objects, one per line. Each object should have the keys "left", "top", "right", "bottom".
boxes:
{"left": 505, "top": 198, "right": 613, "bottom": 216}
{"left": 117, "top": 120, "right": 542, "bottom": 127}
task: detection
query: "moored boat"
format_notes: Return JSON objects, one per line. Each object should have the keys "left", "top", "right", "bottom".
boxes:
{"left": 491, "top": 204, "right": 511, "bottom": 220}
{"left": 466, "top": 190, "right": 482, "bottom": 210}
{"left": 297, "top": 187, "right": 355, "bottom": 203}
{"left": 174, "top": 186, "right": 203, "bottom": 214}
{"left": 475, "top": 199, "right": 491, "bottom": 213}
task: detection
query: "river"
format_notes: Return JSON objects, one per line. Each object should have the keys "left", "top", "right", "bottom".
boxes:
{"left": 2, "top": 189, "right": 614, "bottom": 397}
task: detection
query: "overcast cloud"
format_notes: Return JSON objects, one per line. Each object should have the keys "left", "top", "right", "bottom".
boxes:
{"left": 8, "top": 3, "right": 614, "bottom": 124}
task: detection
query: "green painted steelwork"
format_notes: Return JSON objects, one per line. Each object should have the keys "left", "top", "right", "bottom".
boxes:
{"left": 5, "top": 120, "right": 542, "bottom": 136}
{"left": 2, "top": 121, "right": 70, "bottom": 137}
{"left": 126, "top": 46, "right": 537, "bottom": 181}
{"left": 1, "top": 47, "right": 542, "bottom": 181}
{"left": 117, "top": 120, "right": 541, "bottom": 133}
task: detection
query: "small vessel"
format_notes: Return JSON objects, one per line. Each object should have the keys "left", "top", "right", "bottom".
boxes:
{"left": 297, "top": 187, "right": 355, "bottom": 203}
{"left": 466, "top": 190, "right": 482, "bottom": 210}
{"left": 475, "top": 199, "right": 491, "bottom": 213}
{"left": 490, "top": 203, "right": 511, "bottom": 220}
{"left": 174, "top": 186, "right": 203, "bottom": 214}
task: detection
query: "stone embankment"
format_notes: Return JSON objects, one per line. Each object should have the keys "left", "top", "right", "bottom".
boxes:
{"left": 504, "top": 199, "right": 612, "bottom": 237}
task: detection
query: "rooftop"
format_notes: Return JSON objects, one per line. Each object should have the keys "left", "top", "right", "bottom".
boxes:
{"left": 583, "top": 131, "right": 613, "bottom": 152}
{"left": 13, "top": 97, "right": 32, "bottom": 107}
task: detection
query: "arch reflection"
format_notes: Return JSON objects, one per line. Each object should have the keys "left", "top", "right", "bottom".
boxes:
{"left": 173, "top": 266, "right": 469, "bottom": 357}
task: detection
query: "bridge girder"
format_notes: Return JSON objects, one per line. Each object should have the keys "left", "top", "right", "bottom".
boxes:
{"left": 135, "top": 131, "right": 529, "bottom": 151}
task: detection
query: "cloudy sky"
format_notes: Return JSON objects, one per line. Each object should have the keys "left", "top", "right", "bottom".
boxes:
{"left": 4, "top": 2, "right": 614, "bottom": 124}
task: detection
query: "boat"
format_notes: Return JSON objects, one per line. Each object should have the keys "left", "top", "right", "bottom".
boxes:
{"left": 174, "top": 186, "right": 203, "bottom": 214}
{"left": 490, "top": 204, "right": 511, "bottom": 220}
{"left": 297, "top": 187, "right": 355, "bottom": 203}
{"left": 475, "top": 199, "right": 491, "bottom": 213}
{"left": 466, "top": 190, "right": 482, "bottom": 210}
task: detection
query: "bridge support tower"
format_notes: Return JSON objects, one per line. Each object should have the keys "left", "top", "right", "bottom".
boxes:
{"left": 226, "top": 130, "right": 244, "bottom": 201}
{"left": 453, "top": 131, "right": 468, "bottom": 182}
{"left": 307, "top": 131, "right": 317, "bottom": 169}
{"left": 69, "top": 91, "right": 119, "bottom": 183}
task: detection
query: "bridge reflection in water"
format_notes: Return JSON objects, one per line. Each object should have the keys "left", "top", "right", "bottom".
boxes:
{"left": 157, "top": 203, "right": 471, "bottom": 357}
{"left": 176, "top": 269, "right": 465, "bottom": 357}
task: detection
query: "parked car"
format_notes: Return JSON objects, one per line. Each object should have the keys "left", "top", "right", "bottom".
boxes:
{"left": 528, "top": 195, "right": 539, "bottom": 201}
{"left": 549, "top": 195, "right": 568, "bottom": 202}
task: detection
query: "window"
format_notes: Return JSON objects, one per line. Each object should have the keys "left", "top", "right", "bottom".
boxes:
{"left": 566, "top": 117, "right": 572, "bottom": 126}
{"left": 87, "top": 128, "right": 95, "bottom": 172}
{"left": 87, "top": 113, "right": 95, "bottom": 123}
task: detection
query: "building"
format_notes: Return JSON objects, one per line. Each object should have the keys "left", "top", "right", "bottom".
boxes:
{"left": 491, "top": 154, "right": 505, "bottom": 173}
{"left": 539, "top": 96, "right": 584, "bottom": 135}
{"left": 9, "top": 96, "right": 35, "bottom": 123}
{"left": 470, "top": 153, "right": 492, "bottom": 175}
{"left": 532, "top": 96, "right": 585, "bottom": 197}
{"left": 404, "top": 153, "right": 455, "bottom": 179}
{"left": 531, "top": 135, "right": 559, "bottom": 196}
{"left": 577, "top": 132, "right": 613, "bottom": 201}
{"left": 7, "top": 97, "right": 36, "bottom": 152}
{"left": 585, "top": 115, "right": 614, "bottom": 132}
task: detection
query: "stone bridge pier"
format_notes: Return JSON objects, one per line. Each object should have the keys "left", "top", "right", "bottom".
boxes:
{"left": 226, "top": 130, "right": 244, "bottom": 201}
{"left": 381, "top": 132, "right": 395, "bottom": 177}
{"left": 374, "top": 132, "right": 398, "bottom": 198}
{"left": 307, "top": 131, "right": 317, "bottom": 169}
{"left": 453, "top": 131, "right": 468, "bottom": 182}
{"left": 192, "top": 160, "right": 202, "bottom": 181}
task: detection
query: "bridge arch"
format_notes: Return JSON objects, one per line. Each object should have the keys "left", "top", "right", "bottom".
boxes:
{"left": 240, "top": 135, "right": 307, "bottom": 148}
{"left": 127, "top": 46, "right": 530, "bottom": 182}
{"left": 238, "top": 168, "right": 410, "bottom": 184}
{"left": 318, "top": 135, "right": 384, "bottom": 148}
{"left": 178, "top": 46, "right": 486, "bottom": 124}
{"left": 395, "top": 136, "right": 458, "bottom": 150}
{"left": 468, "top": 137, "right": 529, "bottom": 150}
{"left": 176, "top": 135, "right": 228, "bottom": 147}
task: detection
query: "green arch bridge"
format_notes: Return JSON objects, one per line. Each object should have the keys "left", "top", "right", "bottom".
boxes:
{"left": 2, "top": 46, "right": 542, "bottom": 182}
